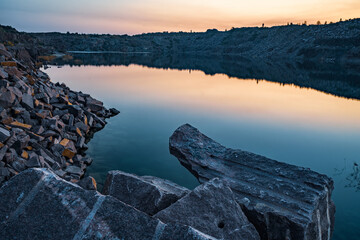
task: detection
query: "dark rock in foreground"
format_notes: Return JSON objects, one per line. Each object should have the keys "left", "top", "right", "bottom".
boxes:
{"left": 0, "top": 168, "right": 216, "bottom": 240}
{"left": 102, "top": 170, "right": 190, "bottom": 215}
{"left": 155, "top": 178, "right": 260, "bottom": 240}
{"left": 169, "top": 124, "right": 335, "bottom": 240}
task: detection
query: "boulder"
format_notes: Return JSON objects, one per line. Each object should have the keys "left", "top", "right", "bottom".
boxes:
{"left": 155, "top": 178, "right": 260, "bottom": 240}
{"left": 169, "top": 124, "right": 335, "bottom": 240}
{"left": 0, "top": 168, "right": 218, "bottom": 240}
{"left": 102, "top": 170, "right": 190, "bottom": 215}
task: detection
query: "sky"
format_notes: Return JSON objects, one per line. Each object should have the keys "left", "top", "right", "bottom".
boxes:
{"left": 0, "top": 0, "right": 359, "bottom": 35}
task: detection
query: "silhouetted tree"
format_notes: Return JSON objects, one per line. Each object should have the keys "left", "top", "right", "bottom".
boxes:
{"left": 316, "top": 21, "right": 321, "bottom": 25}
{"left": 262, "top": 23, "right": 264, "bottom": 28}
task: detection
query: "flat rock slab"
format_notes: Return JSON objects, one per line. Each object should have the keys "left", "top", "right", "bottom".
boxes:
{"left": 169, "top": 124, "right": 335, "bottom": 240}
{"left": 0, "top": 168, "right": 217, "bottom": 240}
{"left": 155, "top": 178, "right": 260, "bottom": 240}
{"left": 102, "top": 170, "right": 190, "bottom": 215}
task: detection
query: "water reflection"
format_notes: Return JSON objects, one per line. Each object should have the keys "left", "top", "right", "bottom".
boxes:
{"left": 50, "top": 52, "right": 360, "bottom": 100}
{"left": 44, "top": 54, "right": 360, "bottom": 240}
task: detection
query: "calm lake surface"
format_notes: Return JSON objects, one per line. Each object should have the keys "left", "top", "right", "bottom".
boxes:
{"left": 44, "top": 55, "right": 360, "bottom": 239}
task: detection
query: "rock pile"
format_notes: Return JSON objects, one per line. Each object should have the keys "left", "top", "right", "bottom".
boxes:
{"left": 0, "top": 43, "right": 119, "bottom": 184}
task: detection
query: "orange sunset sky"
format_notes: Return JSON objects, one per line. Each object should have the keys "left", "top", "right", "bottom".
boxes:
{"left": 0, "top": 0, "right": 359, "bottom": 34}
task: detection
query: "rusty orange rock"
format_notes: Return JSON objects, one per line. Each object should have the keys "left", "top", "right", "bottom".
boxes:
{"left": 62, "top": 148, "right": 75, "bottom": 159}
{"left": 1, "top": 61, "right": 17, "bottom": 67}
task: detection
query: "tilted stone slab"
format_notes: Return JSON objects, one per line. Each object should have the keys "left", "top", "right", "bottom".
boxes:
{"left": 169, "top": 124, "right": 335, "bottom": 240}
{"left": 102, "top": 170, "right": 190, "bottom": 215}
{"left": 155, "top": 178, "right": 260, "bottom": 240}
{"left": 0, "top": 168, "right": 217, "bottom": 240}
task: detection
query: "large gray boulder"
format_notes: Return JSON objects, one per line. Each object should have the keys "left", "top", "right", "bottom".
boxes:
{"left": 0, "top": 168, "right": 217, "bottom": 240}
{"left": 102, "top": 170, "right": 190, "bottom": 215}
{"left": 155, "top": 178, "right": 260, "bottom": 240}
{"left": 169, "top": 124, "right": 335, "bottom": 240}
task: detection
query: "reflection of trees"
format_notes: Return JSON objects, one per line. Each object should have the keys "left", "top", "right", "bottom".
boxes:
{"left": 50, "top": 52, "right": 360, "bottom": 100}
{"left": 335, "top": 160, "right": 360, "bottom": 191}
{"left": 345, "top": 163, "right": 360, "bottom": 191}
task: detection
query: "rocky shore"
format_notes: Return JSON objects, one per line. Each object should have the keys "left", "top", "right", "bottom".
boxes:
{"left": 0, "top": 124, "right": 335, "bottom": 240}
{"left": 0, "top": 42, "right": 119, "bottom": 185}
{"left": 0, "top": 26, "right": 335, "bottom": 239}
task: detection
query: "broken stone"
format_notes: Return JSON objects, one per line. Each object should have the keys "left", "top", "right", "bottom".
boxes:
{"left": 155, "top": 178, "right": 260, "bottom": 240}
{"left": 169, "top": 124, "right": 335, "bottom": 240}
{"left": 0, "top": 126, "right": 10, "bottom": 143}
{"left": 9, "top": 121, "right": 32, "bottom": 130}
{"left": 65, "top": 165, "right": 83, "bottom": 176}
{"left": 77, "top": 176, "right": 97, "bottom": 190}
{"left": 62, "top": 148, "right": 76, "bottom": 159}
{"left": 0, "top": 90, "right": 16, "bottom": 108}
{"left": 102, "top": 170, "right": 190, "bottom": 215}
{"left": 21, "top": 93, "right": 34, "bottom": 110}
{"left": 0, "top": 68, "right": 8, "bottom": 79}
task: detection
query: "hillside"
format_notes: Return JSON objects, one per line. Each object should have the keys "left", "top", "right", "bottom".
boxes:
{"left": 28, "top": 19, "right": 360, "bottom": 62}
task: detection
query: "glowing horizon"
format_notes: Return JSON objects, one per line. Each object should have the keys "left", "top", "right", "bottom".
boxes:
{"left": 0, "top": 0, "right": 359, "bottom": 35}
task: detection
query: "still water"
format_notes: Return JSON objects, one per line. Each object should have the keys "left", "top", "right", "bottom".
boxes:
{"left": 45, "top": 58, "right": 360, "bottom": 239}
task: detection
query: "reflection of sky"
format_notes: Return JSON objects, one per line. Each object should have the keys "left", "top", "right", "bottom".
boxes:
{"left": 44, "top": 64, "right": 360, "bottom": 239}
{"left": 1, "top": 0, "right": 359, "bottom": 34}
{"left": 46, "top": 65, "right": 360, "bottom": 133}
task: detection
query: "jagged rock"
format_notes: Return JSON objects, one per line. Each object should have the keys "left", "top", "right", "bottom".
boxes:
{"left": 169, "top": 124, "right": 335, "bottom": 240}
{"left": 0, "top": 68, "right": 8, "bottom": 79}
{"left": 0, "top": 168, "right": 218, "bottom": 240}
{"left": 86, "top": 98, "right": 103, "bottom": 112}
{"left": 155, "top": 178, "right": 260, "bottom": 240}
{"left": 65, "top": 165, "right": 83, "bottom": 176}
{"left": 0, "top": 90, "right": 16, "bottom": 108}
{"left": 109, "top": 107, "right": 120, "bottom": 116}
{"left": 21, "top": 93, "right": 34, "bottom": 110}
{"left": 77, "top": 176, "right": 97, "bottom": 190}
{"left": 102, "top": 170, "right": 190, "bottom": 215}
{"left": 0, "top": 127, "right": 10, "bottom": 143}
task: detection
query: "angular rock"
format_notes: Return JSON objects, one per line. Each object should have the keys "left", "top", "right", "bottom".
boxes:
{"left": 155, "top": 178, "right": 260, "bottom": 240}
{"left": 0, "top": 68, "right": 8, "bottom": 79}
{"left": 102, "top": 170, "right": 190, "bottom": 215}
{"left": 0, "top": 126, "right": 10, "bottom": 143}
{"left": 21, "top": 93, "right": 34, "bottom": 110}
{"left": 65, "top": 165, "right": 83, "bottom": 176}
{"left": 77, "top": 176, "right": 97, "bottom": 190}
{"left": 0, "top": 168, "right": 218, "bottom": 240}
{"left": 169, "top": 124, "right": 335, "bottom": 240}
{"left": 0, "top": 90, "right": 16, "bottom": 108}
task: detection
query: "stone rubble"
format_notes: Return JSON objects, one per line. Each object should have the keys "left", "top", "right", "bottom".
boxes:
{"left": 0, "top": 43, "right": 119, "bottom": 185}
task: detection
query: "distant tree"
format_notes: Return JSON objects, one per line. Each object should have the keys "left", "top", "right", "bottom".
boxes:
{"left": 329, "top": 21, "right": 333, "bottom": 24}
{"left": 303, "top": 21, "right": 307, "bottom": 26}
{"left": 262, "top": 23, "right": 265, "bottom": 28}
{"left": 316, "top": 21, "right": 321, "bottom": 25}
{"left": 324, "top": 21, "right": 327, "bottom": 25}
{"left": 340, "top": 18, "right": 342, "bottom": 22}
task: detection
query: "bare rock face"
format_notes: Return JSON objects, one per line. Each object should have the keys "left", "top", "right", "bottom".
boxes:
{"left": 0, "top": 168, "right": 217, "bottom": 240}
{"left": 169, "top": 124, "right": 335, "bottom": 240}
{"left": 102, "top": 170, "right": 190, "bottom": 215}
{"left": 155, "top": 178, "right": 260, "bottom": 240}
